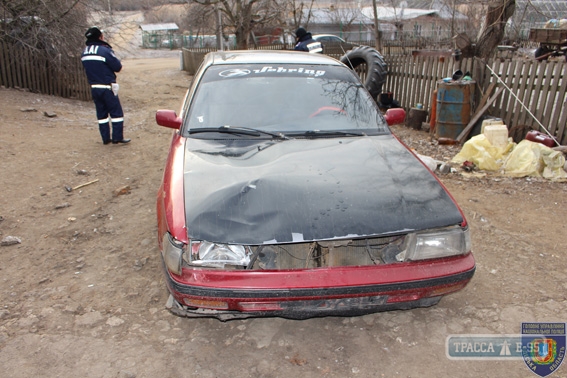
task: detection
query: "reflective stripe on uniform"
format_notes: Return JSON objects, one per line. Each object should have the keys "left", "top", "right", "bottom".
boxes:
{"left": 98, "top": 118, "right": 110, "bottom": 124}
{"left": 306, "top": 42, "right": 323, "bottom": 53}
{"left": 110, "top": 117, "right": 124, "bottom": 123}
{"left": 91, "top": 84, "right": 112, "bottom": 89}
{"left": 82, "top": 55, "right": 106, "bottom": 62}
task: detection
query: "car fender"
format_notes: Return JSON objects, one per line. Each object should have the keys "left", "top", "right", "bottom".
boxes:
{"left": 157, "top": 132, "right": 188, "bottom": 245}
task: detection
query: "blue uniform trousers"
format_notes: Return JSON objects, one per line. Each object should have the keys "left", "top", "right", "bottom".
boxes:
{"left": 91, "top": 87, "right": 124, "bottom": 143}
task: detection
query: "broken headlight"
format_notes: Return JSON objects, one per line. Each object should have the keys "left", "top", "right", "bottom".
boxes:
{"left": 189, "top": 241, "right": 251, "bottom": 268}
{"left": 163, "top": 233, "right": 185, "bottom": 275}
{"left": 397, "top": 226, "right": 471, "bottom": 261}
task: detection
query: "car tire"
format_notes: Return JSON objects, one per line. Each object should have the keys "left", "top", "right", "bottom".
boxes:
{"left": 340, "top": 46, "right": 388, "bottom": 100}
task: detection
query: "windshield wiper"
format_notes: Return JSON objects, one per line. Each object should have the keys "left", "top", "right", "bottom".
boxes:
{"left": 188, "top": 125, "right": 289, "bottom": 140}
{"left": 287, "top": 130, "right": 366, "bottom": 138}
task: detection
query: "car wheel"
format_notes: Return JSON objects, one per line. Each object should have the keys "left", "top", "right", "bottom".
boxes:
{"left": 340, "top": 46, "right": 387, "bottom": 101}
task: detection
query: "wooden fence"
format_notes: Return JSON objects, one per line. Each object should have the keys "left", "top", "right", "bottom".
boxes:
{"left": 384, "top": 55, "right": 567, "bottom": 144}
{"left": 2, "top": 39, "right": 566, "bottom": 144}
{"left": 0, "top": 41, "right": 91, "bottom": 101}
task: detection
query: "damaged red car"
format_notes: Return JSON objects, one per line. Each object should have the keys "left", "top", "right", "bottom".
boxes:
{"left": 155, "top": 51, "right": 475, "bottom": 320}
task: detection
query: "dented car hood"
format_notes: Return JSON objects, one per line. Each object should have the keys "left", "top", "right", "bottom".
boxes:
{"left": 183, "top": 135, "right": 463, "bottom": 245}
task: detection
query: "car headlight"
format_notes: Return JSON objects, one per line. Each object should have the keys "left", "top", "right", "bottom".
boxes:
{"left": 397, "top": 226, "right": 471, "bottom": 261}
{"left": 163, "top": 233, "right": 185, "bottom": 275}
{"left": 190, "top": 241, "right": 250, "bottom": 268}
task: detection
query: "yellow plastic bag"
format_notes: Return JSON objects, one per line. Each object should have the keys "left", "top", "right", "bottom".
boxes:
{"left": 502, "top": 140, "right": 543, "bottom": 177}
{"left": 504, "top": 140, "right": 567, "bottom": 181}
{"left": 451, "top": 134, "right": 514, "bottom": 171}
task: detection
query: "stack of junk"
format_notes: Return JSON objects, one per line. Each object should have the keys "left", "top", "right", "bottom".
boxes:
{"left": 451, "top": 118, "right": 567, "bottom": 181}
{"left": 414, "top": 69, "right": 567, "bottom": 181}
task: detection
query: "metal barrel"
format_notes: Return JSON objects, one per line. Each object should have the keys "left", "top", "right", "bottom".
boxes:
{"left": 435, "top": 80, "right": 475, "bottom": 140}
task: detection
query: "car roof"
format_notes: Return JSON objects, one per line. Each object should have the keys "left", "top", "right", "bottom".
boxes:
{"left": 312, "top": 34, "right": 345, "bottom": 41}
{"left": 203, "top": 50, "right": 344, "bottom": 68}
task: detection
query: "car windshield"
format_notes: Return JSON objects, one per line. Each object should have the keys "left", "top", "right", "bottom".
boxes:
{"left": 182, "top": 63, "right": 390, "bottom": 138}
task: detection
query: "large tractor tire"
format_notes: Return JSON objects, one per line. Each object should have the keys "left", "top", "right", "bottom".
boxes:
{"left": 340, "top": 46, "right": 388, "bottom": 100}
{"left": 534, "top": 46, "right": 550, "bottom": 60}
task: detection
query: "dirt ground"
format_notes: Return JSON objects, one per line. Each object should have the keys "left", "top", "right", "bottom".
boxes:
{"left": 1, "top": 45, "right": 567, "bottom": 377}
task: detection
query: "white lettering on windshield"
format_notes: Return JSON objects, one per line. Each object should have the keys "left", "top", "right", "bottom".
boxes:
{"left": 249, "top": 66, "right": 326, "bottom": 77}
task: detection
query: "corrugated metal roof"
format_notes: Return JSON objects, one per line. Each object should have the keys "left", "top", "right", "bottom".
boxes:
{"left": 304, "top": 7, "right": 435, "bottom": 24}
{"left": 304, "top": 4, "right": 465, "bottom": 24}
{"left": 140, "top": 23, "right": 179, "bottom": 32}
{"left": 360, "top": 6, "right": 444, "bottom": 22}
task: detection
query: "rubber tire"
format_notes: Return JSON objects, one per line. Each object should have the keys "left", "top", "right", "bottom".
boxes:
{"left": 340, "top": 46, "right": 387, "bottom": 100}
{"left": 534, "top": 46, "right": 550, "bottom": 60}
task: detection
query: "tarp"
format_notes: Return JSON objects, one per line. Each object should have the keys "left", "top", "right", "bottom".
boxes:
{"left": 451, "top": 135, "right": 567, "bottom": 181}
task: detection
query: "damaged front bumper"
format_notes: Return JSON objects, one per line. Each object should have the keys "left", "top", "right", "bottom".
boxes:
{"left": 162, "top": 253, "right": 475, "bottom": 321}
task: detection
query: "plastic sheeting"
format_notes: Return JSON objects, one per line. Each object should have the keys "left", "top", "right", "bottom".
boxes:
{"left": 504, "top": 140, "right": 567, "bottom": 180}
{"left": 451, "top": 135, "right": 567, "bottom": 181}
{"left": 451, "top": 134, "right": 514, "bottom": 171}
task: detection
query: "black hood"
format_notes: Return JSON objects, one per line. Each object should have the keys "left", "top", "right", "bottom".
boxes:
{"left": 298, "top": 32, "right": 313, "bottom": 42}
{"left": 85, "top": 39, "right": 112, "bottom": 49}
{"left": 183, "top": 135, "right": 463, "bottom": 245}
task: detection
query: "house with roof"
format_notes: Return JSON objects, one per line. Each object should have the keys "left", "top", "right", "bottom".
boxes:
{"left": 300, "top": 0, "right": 468, "bottom": 42}
{"left": 363, "top": 4, "right": 468, "bottom": 41}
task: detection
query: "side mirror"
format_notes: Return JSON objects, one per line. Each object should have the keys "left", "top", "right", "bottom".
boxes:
{"left": 156, "top": 110, "right": 182, "bottom": 130}
{"left": 384, "top": 108, "right": 406, "bottom": 126}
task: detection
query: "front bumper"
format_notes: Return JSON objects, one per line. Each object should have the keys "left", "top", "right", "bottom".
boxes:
{"left": 162, "top": 253, "right": 475, "bottom": 321}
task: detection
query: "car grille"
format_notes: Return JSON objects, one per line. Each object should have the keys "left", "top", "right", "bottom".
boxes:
{"left": 248, "top": 235, "right": 405, "bottom": 270}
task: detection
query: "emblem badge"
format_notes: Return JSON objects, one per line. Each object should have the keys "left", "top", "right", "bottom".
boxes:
{"left": 522, "top": 322, "right": 566, "bottom": 377}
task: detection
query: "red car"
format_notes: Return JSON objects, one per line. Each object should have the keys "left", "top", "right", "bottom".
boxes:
{"left": 156, "top": 51, "right": 475, "bottom": 320}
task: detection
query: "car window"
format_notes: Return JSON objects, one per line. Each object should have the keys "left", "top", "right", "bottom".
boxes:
{"left": 183, "top": 64, "right": 389, "bottom": 137}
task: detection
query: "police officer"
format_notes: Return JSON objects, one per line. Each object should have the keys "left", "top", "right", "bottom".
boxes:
{"left": 294, "top": 27, "right": 322, "bottom": 53}
{"left": 81, "top": 27, "right": 130, "bottom": 145}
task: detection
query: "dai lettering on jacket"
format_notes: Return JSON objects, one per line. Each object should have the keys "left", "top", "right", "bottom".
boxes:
{"left": 83, "top": 45, "right": 100, "bottom": 55}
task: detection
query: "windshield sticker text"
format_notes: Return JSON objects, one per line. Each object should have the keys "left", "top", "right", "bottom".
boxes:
{"left": 219, "top": 66, "right": 326, "bottom": 78}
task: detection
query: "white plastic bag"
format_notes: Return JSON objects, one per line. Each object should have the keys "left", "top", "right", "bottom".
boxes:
{"left": 112, "top": 83, "right": 119, "bottom": 96}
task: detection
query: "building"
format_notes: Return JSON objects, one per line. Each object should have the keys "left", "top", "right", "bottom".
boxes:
{"left": 140, "top": 23, "right": 179, "bottom": 49}
{"left": 300, "top": 1, "right": 468, "bottom": 42}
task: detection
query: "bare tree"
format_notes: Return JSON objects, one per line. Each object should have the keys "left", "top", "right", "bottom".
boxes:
{"left": 372, "top": 0, "right": 382, "bottom": 50}
{"left": 287, "top": 0, "right": 315, "bottom": 34}
{"left": 454, "top": 1, "right": 487, "bottom": 39}
{"left": 188, "top": 0, "right": 286, "bottom": 49}
{"left": 381, "top": 0, "right": 406, "bottom": 42}
{"left": 181, "top": 4, "right": 217, "bottom": 39}
{"left": 474, "top": 0, "right": 515, "bottom": 59}
{"left": 88, "top": 0, "right": 163, "bottom": 12}
{"left": 323, "top": 1, "right": 363, "bottom": 40}
{"left": 0, "top": 0, "right": 88, "bottom": 66}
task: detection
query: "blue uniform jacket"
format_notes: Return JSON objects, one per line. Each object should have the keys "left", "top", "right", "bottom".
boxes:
{"left": 294, "top": 33, "right": 323, "bottom": 53}
{"left": 81, "top": 40, "right": 122, "bottom": 85}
